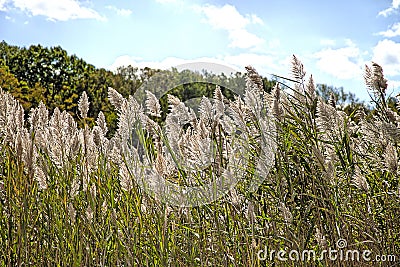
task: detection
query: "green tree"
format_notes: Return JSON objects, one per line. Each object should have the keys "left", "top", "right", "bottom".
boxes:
{"left": 0, "top": 64, "right": 45, "bottom": 111}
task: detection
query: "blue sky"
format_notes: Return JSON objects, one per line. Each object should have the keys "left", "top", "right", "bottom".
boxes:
{"left": 1, "top": 0, "right": 400, "bottom": 101}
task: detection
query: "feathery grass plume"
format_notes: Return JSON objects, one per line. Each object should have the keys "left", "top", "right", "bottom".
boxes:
{"left": 145, "top": 90, "right": 161, "bottom": 118}
{"left": 92, "top": 126, "right": 104, "bottom": 148}
{"left": 364, "top": 62, "right": 388, "bottom": 99}
{"left": 109, "top": 87, "right": 144, "bottom": 147}
{"left": 63, "top": 110, "right": 80, "bottom": 158}
{"left": 383, "top": 143, "right": 398, "bottom": 173}
{"left": 45, "top": 108, "right": 82, "bottom": 171}
{"left": 271, "top": 84, "right": 283, "bottom": 119}
{"left": 214, "top": 85, "right": 224, "bottom": 101}
{"left": 96, "top": 111, "right": 108, "bottom": 135}
{"left": 272, "top": 82, "right": 280, "bottom": 101}
{"left": 244, "top": 86, "right": 262, "bottom": 121}
{"left": 47, "top": 107, "right": 64, "bottom": 168}
{"left": 279, "top": 89, "right": 290, "bottom": 113}
{"left": 186, "top": 135, "right": 213, "bottom": 171}
{"left": 385, "top": 108, "right": 399, "bottom": 124}
{"left": 213, "top": 85, "right": 225, "bottom": 119}
{"left": 290, "top": 55, "right": 308, "bottom": 106}
{"left": 70, "top": 132, "right": 80, "bottom": 157}
{"left": 3, "top": 54, "right": 400, "bottom": 265}
{"left": 80, "top": 127, "right": 98, "bottom": 188}
{"left": 108, "top": 144, "right": 122, "bottom": 164}
{"left": 34, "top": 164, "right": 47, "bottom": 190}
{"left": 352, "top": 166, "right": 369, "bottom": 192}
{"left": 228, "top": 95, "right": 249, "bottom": 134}
{"left": 199, "top": 96, "right": 213, "bottom": 123}
{"left": 379, "top": 121, "right": 400, "bottom": 143}
{"left": 355, "top": 108, "right": 366, "bottom": 121}
{"left": 29, "top": 101, "right": 49, "bottom": 133}
{"left": 108, "top": 87, "right": 125, "bottom": 112}
{"left": 364, "top": 62, "right": 391, "bottom": 124}
{"left": 167, "top": 94, "right": 181, "bottom": 109}
{"left": 245, "top": 65, "right": 263, "bottom": 92}
{"left": 155, "top": 148, "right": 167, "bottom": 177}
{"left": 119, "top": 162, "right": 133, "bottom": 191}
{"left": 316, "top": 98, "right": 345, "bottom": 140}
{"left": 165, "top": 94, "right": 197, "bottom": 156}
{"left": 195, "top": 118, "right": 209, "bottom": 139}
{"left": 219, "top": 112, "right": 236, "bottom": 136}
{"left": 143, "top": 116, "right": 162, "bottom": 148}
{"left": 28, "top": 102, "right": 50, "bottom": 168}
{"left": 306, "top": 74, "right": 316, "bottom": 102}
{"left": 166, "top": 94, "right": 194, "bottom": 128}
{"left": 176, "top": 129, "right": 192, "bottom": 167}
{"left": 356, "top": 120, "right": 389, "bottom": 162}
{"left": 14, "top": 131, "right": 23, "bottom": 160}
{"left": 291, "top": 54, "right": 306, "bottom": 83}
{"left": 0, "top": 88, "right": 25, "bottom": 145}
{"left": 244, "top": 65, "right": 271, "bottom": 125}
{"left": 78, "top": 91, "right": 90, "bottom": 119}
{"left": 19, "top": 128, "right": 36, "bottom": 176}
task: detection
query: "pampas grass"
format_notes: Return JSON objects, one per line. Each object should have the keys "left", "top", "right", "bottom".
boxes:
{"left": 0, "top": 57, "right": 399, "bottom": 266}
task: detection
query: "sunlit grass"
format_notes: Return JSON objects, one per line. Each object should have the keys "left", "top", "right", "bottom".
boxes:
{"left": 0, "top": 57, "right": 399, "bottom": 266}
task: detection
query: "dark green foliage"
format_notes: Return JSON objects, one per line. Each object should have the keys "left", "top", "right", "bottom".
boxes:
{"left": 0, "top": 41, "right": 153, "bottom": 135}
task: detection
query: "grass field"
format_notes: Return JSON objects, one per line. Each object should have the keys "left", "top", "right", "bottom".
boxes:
{"left": 0, "top": 57, "right": 399, "bottom": 266}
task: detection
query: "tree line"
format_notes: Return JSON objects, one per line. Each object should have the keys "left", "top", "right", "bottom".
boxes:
{"left": 0, "top": 41, "right": 369, "bottom": 135}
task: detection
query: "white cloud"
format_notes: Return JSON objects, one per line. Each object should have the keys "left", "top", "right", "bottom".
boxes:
{"left": 320, "top": 39, "right": 336, "bottom": 46}
{"left": 108, "top": 55, "right": 240, "bottom": 73}
{"left": 250, "top": 14, "right": 263, "bottom": 25}
{"left": 108, "top": 55, "right": 184, "bottom": 71}
{"left": 378, "top": 22, "right": 400, "bottom": 37}
{"left": 7, "top": 0, "right": 104, "bottom": 21}
{"left": 107, "top": 52, "right": 286, "bottom": 79}
{"left": 227, "top": 29, "right": 264, "bottom": 48}
{"left": 378, "top": 0, "right": 400, "bottom": 17}
{"left": 0, "top": 0, "right": 7, "bottom": 11}
{"left": 198, "top": 4, "right": 249, "bottom": 31}
{"left": 105, "top": 5, "right": 132, "bottom": 17}
{"left": 314, "top": 40, "right": 364, "bottom": 80}
{"left": 268, "top": 39, "right": 281, "bottom": 49}
{"left": 223, "top": 53, "right": 287, "bottom": 74}
{"left": 372, "top": 39, "right": 400, "bottom": 76}
{"left": 155, "top": 0, "right": 179, "bottom": 4}
{"left": 195, "top": 4, "right": 264, "bottom": 49}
